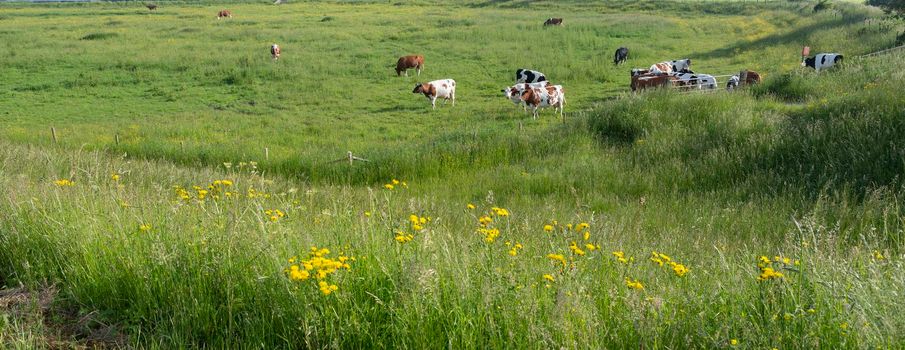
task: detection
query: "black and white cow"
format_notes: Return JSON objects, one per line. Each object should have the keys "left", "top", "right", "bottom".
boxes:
{"left": 614, "top": 47, "right": 629, "bottom": 65}
{"left": 672, "top": 72, "right": 716, "bottom": 90}
{"left": 515, "top": 69, "right": 547, "bottom": 84}
{"left": 726, "top": 75, "right": 740, "bottom": 91}
{"left": 802, "top": 53, "right": 843, "bottom": 72}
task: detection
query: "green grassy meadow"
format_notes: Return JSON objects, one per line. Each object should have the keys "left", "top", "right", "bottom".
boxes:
{"left": 1, "top": 0, "right": 905, "bottom": 348}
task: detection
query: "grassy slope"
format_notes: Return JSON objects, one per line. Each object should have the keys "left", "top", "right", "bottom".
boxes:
{"left": 1, "top": 0, "right": 905, "bottom": 348}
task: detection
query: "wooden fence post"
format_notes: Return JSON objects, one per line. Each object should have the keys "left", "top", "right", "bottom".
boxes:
{"left": 51, "top": 127, "right": 57, "bottom": 144}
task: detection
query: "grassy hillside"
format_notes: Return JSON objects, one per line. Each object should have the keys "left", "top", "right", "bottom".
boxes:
{"left": 2, "top": 0, "right": 905, "bottom": 348}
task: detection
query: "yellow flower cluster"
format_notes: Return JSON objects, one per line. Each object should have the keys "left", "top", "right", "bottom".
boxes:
{"left": 490, "top": 207, "right": 510, "bottom": 217}
{"left": 395, "top": 214, "right": 430, "bottom": 244}
{"left": 466, "top": 203, "right": 476, "bottom": 210}
{"left": 285, "top": 247, "right": 353, "bottom": 295}
{"left": 110, "top": 172, "right": 121, "bottom": 181}
{"left": 650, "top": 251, "right": 689, "bottom": 277}
{"left": 612, "top": 251, "right": 633, "bottom": 264}
{"left": 474, "top": 207, "right": 510, "bottom": 244}
{"left": 625, "top": 277, "right": 644, "bottom": 290}
{"left": 383, "top": 179, "right": 408, "bottom": 190}
{"left": 265, "top": 209, "right": 286, "bottom": 222}
{"left": 139, "top": 223, "right": 152, "bottom": 232}
{"left": 394, "top": 231, "right": 414, "bottom": 243}
{"left": 409, "top": 214, "right": 430, "bottom": 230}
{"left": 478, "top": 227, "right": 500, "bottom": 243}
{"left": 53, "top": 179, "right": 74, "bottom": 187}
{"left": 505, "top": 241, "right": 523, "bottom": 256}
{"left": 757, "top": 255, "right": 796, "bottom": 281}
{"left": 547, "top": 253, "right": 567, "bottom": 267}
{"left": 542, "top": 274, "right": 555, "bottom": 282}
{"left": 174, "top": 180, "right": 239, "bottom": 202}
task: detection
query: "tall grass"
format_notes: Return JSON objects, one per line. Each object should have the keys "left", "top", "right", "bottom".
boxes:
{"left": 2, "top": 0, "right": 905, "bottom": 348}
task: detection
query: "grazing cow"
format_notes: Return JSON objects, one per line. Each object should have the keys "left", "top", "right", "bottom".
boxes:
{"left": 802, "top": 53, "right": 842, "bottom": 72}
{"left": 727, "top": 75, "right": 740, "bottom": 91}
{"left": 271, "top": 44, "right": 281, "bottom": 60}
{"left": 413, "top": 79, "right": 456, "bottom": 110}
{"left": 217, "top": 10, "right": 232, "bottom": 19}
{"left": 673, "top": 72, "right": 716, "bottom": 90}
{"left": 520, "top": 85, "right": 565, "bottom": 119}
{"left": 396, "top": 55, "right": 424, "bottom": 77}
{"left": 146, "top": 3, "right": 157, "bottom": 11}
{"left": 650, "top": 59, "right": 692, "bottom": 75}
{"left": 515, "top": 69, "right": 547, "bottom": 84}
{"left": 740, "top": 70, "right": 762, "bottom": 85}
{"left": 543, "top": 18, "right": 564, "bottom": 26}
{"left": 502, "top": 81, "right": 551, "bottom": 109}
{"left": 614, "top": 47, "right": 629, "bottom": 65}
{"left": 630, "top": 73, "right": 677, "bottom": 92}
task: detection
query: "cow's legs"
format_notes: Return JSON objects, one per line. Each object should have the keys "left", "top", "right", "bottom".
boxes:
{"left": 417, "top": 66, "right": 421, "bottom": 76}
{"left": 431, "top": 97, "right": 437, "bottom": 110}
{"left": 451, "top": 92, "right": 455, "bottom": 106}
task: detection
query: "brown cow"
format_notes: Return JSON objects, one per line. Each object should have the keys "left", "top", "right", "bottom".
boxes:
{"left": 740, "top": 70, "right": 762, "bottom": 85}
{"left": 271, "top": 44, "right": 281, "bottom": 60}
{"left": 146, "top": 3, "right": 157, "bottom": 11}
{"left": 544, "top": 18, "right": 564, "bottom": 26}
{"left": 630, "top": 73, "right": 677, "bottom": 92}
{"left": 396, "top": 55, "right": 424, "bottom": 77}
{"left": 217, "top": 10, "right": 232, "bottom": 19}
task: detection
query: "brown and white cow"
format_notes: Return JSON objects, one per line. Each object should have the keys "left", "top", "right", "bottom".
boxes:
{"left": 544, "top": 18, "right": 564, "bottom": 26}
{"left": 396, "top": 55, "right": 424, "bottom": 77}
{"left": 271, "top": 44, "right": 281, "bottom": 60}
{"left": 502, "top": 81, "right": 551, "bottom": 109}
{"left": 217, "top": 10, "right": 232, "bottom": 19}
{"left": 520, "top": 85, "right": 565, "bottom": 119}
{"left": 649, "top": 59, "right": 691, "bottom": 75}
{"left": 413, "top": 79, "right": 456, "bottom": 110}
{"left": 630, "top": 73, "right": 677, "bottom": 92}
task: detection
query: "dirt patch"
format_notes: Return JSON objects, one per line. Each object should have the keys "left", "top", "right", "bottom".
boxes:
{"left": 0, "top": 286, "right": 129, "bottom": 349}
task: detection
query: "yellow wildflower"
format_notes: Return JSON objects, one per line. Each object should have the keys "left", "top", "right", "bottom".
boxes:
{"left": 543, "top": 224, "right": 554, "bottom": 232}
{"left": 466, "top": 203, "right": 476, "bottom": 210}
{"left": 110, "top": 173, "right": 120, "bottom": 181}
{"left": 730, "top": 339, "right": 738, "bottom": 346}
{"left": 671, "top": 263, "right": 689, "bottom": 277}
{"left": 542, "top": 274, "right": 555, "bottom": 282}
{"left": 547, "top": 253, "right": 567, "bottom": 266}
{"left": 624, "top": 277, "right": 644, "bottom": 290}
{"left": 384, "top": 184, "right": 394, "bottom": 190}
{"left": 139, "top": 224, "right": 152, "bottom": 232}
{"left": 53, "top": 179, "right": 74, "bottom": 187}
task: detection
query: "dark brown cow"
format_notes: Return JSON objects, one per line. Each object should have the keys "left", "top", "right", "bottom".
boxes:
{"left": 146, "top": 3, "right": 157, "bottom": 11}
{"left": 543, "top": 18, "right": 563, "bottom": 26}
{"left": 217, "top": 10, "right": 232, "bottom": 19}
{"left": 630, "top": 73, "right": 677, "bottom": 92}
{"left": 740, "top": 70, "right": 762, "bottom": 85}
{"left": 396, "top": 55, "right": 424, "bottom": 77}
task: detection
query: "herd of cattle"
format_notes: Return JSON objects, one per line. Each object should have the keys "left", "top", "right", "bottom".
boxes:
{"left": 213, "top": 9, "right": 845, "bottom": 117}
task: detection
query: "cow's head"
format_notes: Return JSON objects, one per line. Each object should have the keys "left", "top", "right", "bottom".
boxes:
{"left": 802, "top": 56, "right": 815, "bottom": 68}
{"left": 412, "top": 84, "right": 424, "bottom": 93}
